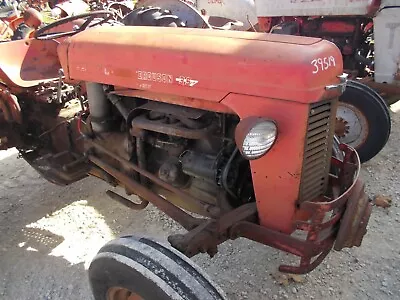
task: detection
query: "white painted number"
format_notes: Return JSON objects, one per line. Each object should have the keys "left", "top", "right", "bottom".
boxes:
{"left": 311, "top": 56, "right": 336, "bottom": 74}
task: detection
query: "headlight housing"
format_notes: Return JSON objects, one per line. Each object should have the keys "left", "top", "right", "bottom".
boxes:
{"left": 235, "top": 117, "right": 277, "bottom": 160}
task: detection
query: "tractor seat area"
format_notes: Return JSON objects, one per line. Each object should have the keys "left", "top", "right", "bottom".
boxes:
{"left": 0, "top": 38, "right": 61, "bottom": 88}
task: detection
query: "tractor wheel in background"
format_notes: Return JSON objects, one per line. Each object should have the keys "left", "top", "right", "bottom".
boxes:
{"left": 88, "top": 236, "right": 227, "bottom": 300}
{"left": 121, "top": 6, "right": 186, "bottom": 27}
{"left": 336, "top": 80, "right": 391, "bottom": 163}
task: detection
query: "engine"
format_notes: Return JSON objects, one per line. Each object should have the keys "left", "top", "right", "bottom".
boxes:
{"left": 83, "top": 84, "right": 255, "bottom": 216}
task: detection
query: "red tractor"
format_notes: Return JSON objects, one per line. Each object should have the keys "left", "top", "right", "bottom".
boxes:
{"left": 0, "top": 7, "right": 372, "bottom": 299}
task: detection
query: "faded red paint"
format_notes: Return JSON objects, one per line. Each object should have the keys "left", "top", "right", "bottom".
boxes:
{"left": 221, "top": 94, "right": 309, "bottom": 233}
{"left": 8, "top": 16, "right": 24, "bottom": 31}
{"left": 0, "top": 39, "right": 60, "bottom": 88}
{"left": 320, "top": 20, "right": 356, "bottom": 33}
{"left": 58, "top": 26, "right": 343, "bottom": 104}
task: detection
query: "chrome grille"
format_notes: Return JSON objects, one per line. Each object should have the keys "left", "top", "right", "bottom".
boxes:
{"left": 299, "top": 99, "right": 337, "bottom": 202}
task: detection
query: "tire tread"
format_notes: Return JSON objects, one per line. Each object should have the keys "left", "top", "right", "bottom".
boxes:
{"left": 90, "top": 236, "right": 226, "bottom": 300}
{"left": 338, "top": 80, "right": 391, "bottom": 162}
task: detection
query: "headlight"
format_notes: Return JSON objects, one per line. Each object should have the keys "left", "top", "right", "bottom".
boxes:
{"left": 235, "top": 117, "right": 277, "bottom": 160}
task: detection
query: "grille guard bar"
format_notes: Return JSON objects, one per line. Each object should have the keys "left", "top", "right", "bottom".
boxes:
{"left": 167, "top": 144, "right": 371, "bottom": 274}
{"left": 230, "top": 143, "right": 372, "bottom": 274}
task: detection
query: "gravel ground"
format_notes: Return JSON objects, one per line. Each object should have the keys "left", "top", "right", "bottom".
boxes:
{"left": 0, "top": 108, "right": 399, "bottom": 300}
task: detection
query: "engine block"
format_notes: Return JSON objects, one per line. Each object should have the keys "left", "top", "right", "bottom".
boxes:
{"left": 125, "top": 99, "right": 251, "bottom": 214}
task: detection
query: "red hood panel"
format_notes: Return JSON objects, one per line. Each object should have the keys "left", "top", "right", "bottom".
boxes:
{"left": 58, "top": 26, "right": 343, "bottom": 103}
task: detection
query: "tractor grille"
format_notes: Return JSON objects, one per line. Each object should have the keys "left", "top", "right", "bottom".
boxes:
{"left": 298, "top": 99, "right": 337, "bottom": 202}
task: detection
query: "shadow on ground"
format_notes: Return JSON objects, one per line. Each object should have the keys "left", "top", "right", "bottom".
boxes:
{"left": 0, "top": 149, "right": 166, "bottom": 299}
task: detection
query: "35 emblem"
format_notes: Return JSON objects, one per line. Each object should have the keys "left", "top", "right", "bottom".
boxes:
{"left": 175, "top": 76, "right": 199, "bottom": 87}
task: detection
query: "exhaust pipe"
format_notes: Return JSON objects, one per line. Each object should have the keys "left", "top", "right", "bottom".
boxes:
{"left": 86, "top": 82, "right": 113, "bottom": 133}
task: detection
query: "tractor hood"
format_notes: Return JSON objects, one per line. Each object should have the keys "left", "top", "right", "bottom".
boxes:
{"left": 57, "top": 26, "right": 344, "bottom": 103}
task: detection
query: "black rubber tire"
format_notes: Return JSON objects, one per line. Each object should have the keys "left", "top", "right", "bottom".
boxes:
{"left": 121, "top": 6, "right": 186, "bottom": 27}
{"left": 337, "top": 80, "right": 391, "bottom": 163}
{"left": 88, "top": 236, "right": 227, "bottom": 300}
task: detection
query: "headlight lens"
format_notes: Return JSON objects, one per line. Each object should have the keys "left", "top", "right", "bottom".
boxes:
{"left": 235, "top": 117, "right": 277, "bottom": 160}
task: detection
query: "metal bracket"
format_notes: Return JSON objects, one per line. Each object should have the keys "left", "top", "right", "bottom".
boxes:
{"left": 326, "top": 73, "right": 349, "bottom": 93}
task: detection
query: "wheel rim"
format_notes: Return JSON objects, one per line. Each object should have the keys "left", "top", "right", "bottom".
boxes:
{"left": 335, "top": 103, "right": 369, "bottom": 149}
{"left": 107, "top": 287, "right": 144, "bottom": 300}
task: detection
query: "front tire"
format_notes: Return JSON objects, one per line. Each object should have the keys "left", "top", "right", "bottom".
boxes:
{"left": 336, "top": 80, "right": 391, "bottom": 163}
{"left": 88, "top": 236, "right": 227, "bottom": 300}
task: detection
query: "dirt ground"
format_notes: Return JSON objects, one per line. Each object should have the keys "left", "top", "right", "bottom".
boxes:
{"left": 1, "top": 107, "right": 400, "bottom": 300}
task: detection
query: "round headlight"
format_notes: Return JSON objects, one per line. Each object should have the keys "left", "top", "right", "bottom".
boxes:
{"left": 235, "top": 117, "right": 277, "bottom": 160}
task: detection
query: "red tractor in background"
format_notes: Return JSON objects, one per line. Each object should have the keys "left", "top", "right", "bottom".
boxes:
{"left": 0, "top": 0, "right": 24, "bottom": 40}
{"left": 136, "top": 0, "right": 395, "bottom": 164}
{"left": 0, "top": 0, "right": 134, "bottom": 41}
{"left": 0, "top": 0, "right": 91, "bottom": 41}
